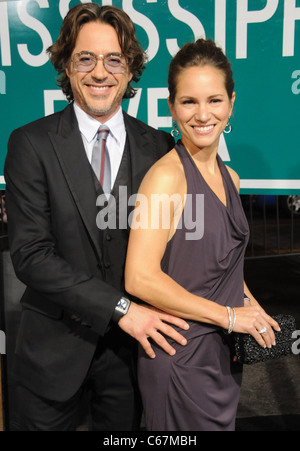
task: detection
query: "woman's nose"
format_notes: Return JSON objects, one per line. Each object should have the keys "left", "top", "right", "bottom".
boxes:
{"left": 195, "top": 104, "right": 211, "bottom": 122}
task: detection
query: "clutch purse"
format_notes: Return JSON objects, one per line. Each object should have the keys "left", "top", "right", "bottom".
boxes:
{"left": 234, "top": 314, "right": 297, "bottom": 365}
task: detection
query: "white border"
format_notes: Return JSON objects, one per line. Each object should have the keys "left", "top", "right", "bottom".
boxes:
{"left": 1, "top": 176, "right": 300, "bottom": 191}
{"left": 240, "top": 180, "right": 300, "bottom": 190}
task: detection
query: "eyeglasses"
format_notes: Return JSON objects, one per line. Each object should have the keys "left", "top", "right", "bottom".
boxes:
{"left": 72, "top": 51, "right": 127, "bottom": 74}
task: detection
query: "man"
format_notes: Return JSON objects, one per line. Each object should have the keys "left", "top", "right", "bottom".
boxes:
{"left": 4, "top": 4, "right": 188, "bottom": 431}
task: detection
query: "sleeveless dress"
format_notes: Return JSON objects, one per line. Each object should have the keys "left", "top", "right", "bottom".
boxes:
{"left": 138, "top": 141, "right": 250, "bottom": 431}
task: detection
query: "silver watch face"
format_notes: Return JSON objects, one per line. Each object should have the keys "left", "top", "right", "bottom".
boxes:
{"left": 118, "top": 298, "right": 129, "bottom": 311}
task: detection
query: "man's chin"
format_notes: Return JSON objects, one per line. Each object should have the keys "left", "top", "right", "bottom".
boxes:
{"left": 84, "top": 104, "right": 116, "bottom": 120}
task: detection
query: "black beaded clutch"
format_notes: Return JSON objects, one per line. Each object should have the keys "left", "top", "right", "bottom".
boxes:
{"left": 234, "top": 314, "right": 297, "bottom": 365}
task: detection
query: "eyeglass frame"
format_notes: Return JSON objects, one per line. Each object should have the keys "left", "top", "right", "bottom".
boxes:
{"left": 71, "top": 51, "right": 128, "bottom": 74}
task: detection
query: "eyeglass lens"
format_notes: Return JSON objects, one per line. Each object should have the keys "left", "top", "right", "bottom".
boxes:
{"left": 73, "top": 52, "right": 126, "bottom": 74}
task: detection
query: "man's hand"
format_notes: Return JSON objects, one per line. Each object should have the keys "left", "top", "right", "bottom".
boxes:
{"left": 118, "top": 302, "right": 189, "bottom": 359}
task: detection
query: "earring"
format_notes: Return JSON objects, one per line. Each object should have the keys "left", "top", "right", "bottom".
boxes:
{"left": 171, "top": 121, "right": 180, "bottom": 138}
{"left": 224, "top": 118, "right": 232, "bottom": 134}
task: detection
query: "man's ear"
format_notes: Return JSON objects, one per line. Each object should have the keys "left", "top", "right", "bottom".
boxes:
{"left": 65, "top": 61, "right": 71, "bottom": 78}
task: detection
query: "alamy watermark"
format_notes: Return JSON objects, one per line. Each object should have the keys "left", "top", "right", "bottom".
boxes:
{"left": 96, "top": 187, "right": 205, "bottom": 241}
{"left": 0, "top": 331, "right": 5, "bottom": 355}
{"left": 292, "top": 331, "right": 300, "bottom": 355}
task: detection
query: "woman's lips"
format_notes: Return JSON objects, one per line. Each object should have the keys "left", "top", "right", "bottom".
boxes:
{"left": 193, "top": 124, "right": 215, "bottom": 135}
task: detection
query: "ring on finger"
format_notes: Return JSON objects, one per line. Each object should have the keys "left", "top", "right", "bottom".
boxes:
{"left": 258, "top": 327, "right": 267, "bottom": 334}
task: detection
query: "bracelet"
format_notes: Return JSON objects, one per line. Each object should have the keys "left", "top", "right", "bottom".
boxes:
{"left": 224, "top": 306, "right": 232, "bottom": 335}
{"left": 224, "top": 306, "right": 236, "bottom": 335}
{"left": 232, "top": 307, "right": 237, "bottom": 332}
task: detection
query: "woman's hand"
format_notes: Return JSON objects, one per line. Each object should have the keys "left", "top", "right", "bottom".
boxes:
{"left": 234, "top": 304, "right": 280, "bottom": 349}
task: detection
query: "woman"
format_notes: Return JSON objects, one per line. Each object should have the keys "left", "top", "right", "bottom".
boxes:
{"left": 125, "top": 39, "right": 280, "bottom": 431}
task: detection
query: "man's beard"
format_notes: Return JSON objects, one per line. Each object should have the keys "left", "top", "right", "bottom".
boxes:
{"left": 82, "top": 91, "right": 125, "bottom": 119}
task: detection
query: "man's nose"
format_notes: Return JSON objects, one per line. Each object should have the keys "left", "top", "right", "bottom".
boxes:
{"left": 92, "top": 57, "right": 109, "bottom": 79}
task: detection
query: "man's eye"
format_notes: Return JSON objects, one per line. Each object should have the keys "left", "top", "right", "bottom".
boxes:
{"left": 107, "top": 57, "right": 121, "bottom": 65}
{"left": 79, "top": 57, "right": 93, "bottom": 64}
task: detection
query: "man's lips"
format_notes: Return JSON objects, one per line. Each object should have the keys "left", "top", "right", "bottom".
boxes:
{"left": 84, "top": 83, "right": 115, "bottom": 93}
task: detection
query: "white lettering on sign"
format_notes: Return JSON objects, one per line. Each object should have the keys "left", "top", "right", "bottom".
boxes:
{"left": 166, "top": 0, "right": 206, "bottom": 57}
{"left": 214, "top": 0, "right": 227, "bottom": 51}
{"left": 122, "top": 0, "right": 160, "bottom": 62}
{"left": 147, "top": 87, "right": 172, "bottom": 129}
{"left": 59, "top": 0, "right": 92, "bottom": 19}
{"left": 44, "top": 90, "right": 67, "bottom": 116}
{"left": 0, "top": 0, "right": 298, "bottom": 67}
{"left": 0, "top": 2, "right": 11, "bottom": 66}
{"left": 236, "top": 0, "right": 279, "bottom": 59}
{"left": 0, "top": 70, "right": 6, "bottom": 94}
{"left": 283, "top": 0, "right": 300, "bottom": 57}
{"left": 291, "top": 70, "right": 300, "bottom": 95}
{"left": 17, "top": 0, "right": 52, "bottom": 67}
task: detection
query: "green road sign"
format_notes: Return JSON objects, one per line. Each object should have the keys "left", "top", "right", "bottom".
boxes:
{"left": 0, "top": 0, "right": 299, "bottom": 193}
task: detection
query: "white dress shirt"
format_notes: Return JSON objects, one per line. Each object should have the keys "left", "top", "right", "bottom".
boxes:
{"left": 73, "top": 102, "right": 127, "bottom": 191}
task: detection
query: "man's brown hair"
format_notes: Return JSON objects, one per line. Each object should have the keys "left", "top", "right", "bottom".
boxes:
{"left": 47, "top": 3, "right": 146, "bottom": 101}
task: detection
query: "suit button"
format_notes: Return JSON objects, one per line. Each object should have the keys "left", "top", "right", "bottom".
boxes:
{"left": 104, "top": 262, "right": 110, "bottom": 269}
{"left": 71, "top": 314, "right": 81, "bottom": 322}
{"left": 106, "top": 234, "right": 112, "bottom": 241}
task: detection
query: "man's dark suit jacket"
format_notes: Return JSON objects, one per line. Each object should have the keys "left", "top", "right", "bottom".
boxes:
{"left": 4, "top": 103, "right": 174, "bottom": 401}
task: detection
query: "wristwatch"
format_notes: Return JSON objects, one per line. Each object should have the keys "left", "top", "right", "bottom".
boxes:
{"left": 112, "top": 297, "right": 131, "bottom": 323}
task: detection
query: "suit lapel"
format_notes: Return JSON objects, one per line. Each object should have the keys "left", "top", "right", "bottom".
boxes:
{"left": 48, "top": 104, "right": 103, "bottom": 260}
{"left": 123, "top": 112, "right": 158, "bottom": 196}
{"left": 48, "top": 106, "right": 160, "bottom": 258}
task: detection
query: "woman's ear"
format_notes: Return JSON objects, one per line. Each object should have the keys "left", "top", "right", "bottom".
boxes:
{"left": 230, "top": 92, "right": 236, "bottom": 115}
{"left": 167, "top": 97, "right": 176, "bottom": 122}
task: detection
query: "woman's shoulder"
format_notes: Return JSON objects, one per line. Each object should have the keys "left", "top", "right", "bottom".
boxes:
{"left": 140, "top": 148, "right": 186, "bottom": 194}
{"left": 225, "top": 164, "right": 240, "bottom": 192}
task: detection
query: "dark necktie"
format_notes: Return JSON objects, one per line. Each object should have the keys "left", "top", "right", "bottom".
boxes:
{"left": 91, "top": 125, "right": 111, "bottom": 195}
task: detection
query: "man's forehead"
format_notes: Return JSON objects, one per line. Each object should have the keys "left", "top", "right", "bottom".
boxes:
{"left": 73, "top": 21, "right": 122, "bottom": 54}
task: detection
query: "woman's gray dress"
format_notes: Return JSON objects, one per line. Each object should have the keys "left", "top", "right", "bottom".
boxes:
{"left": 138, "top": 141, "right": 250, "bottom": 431}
